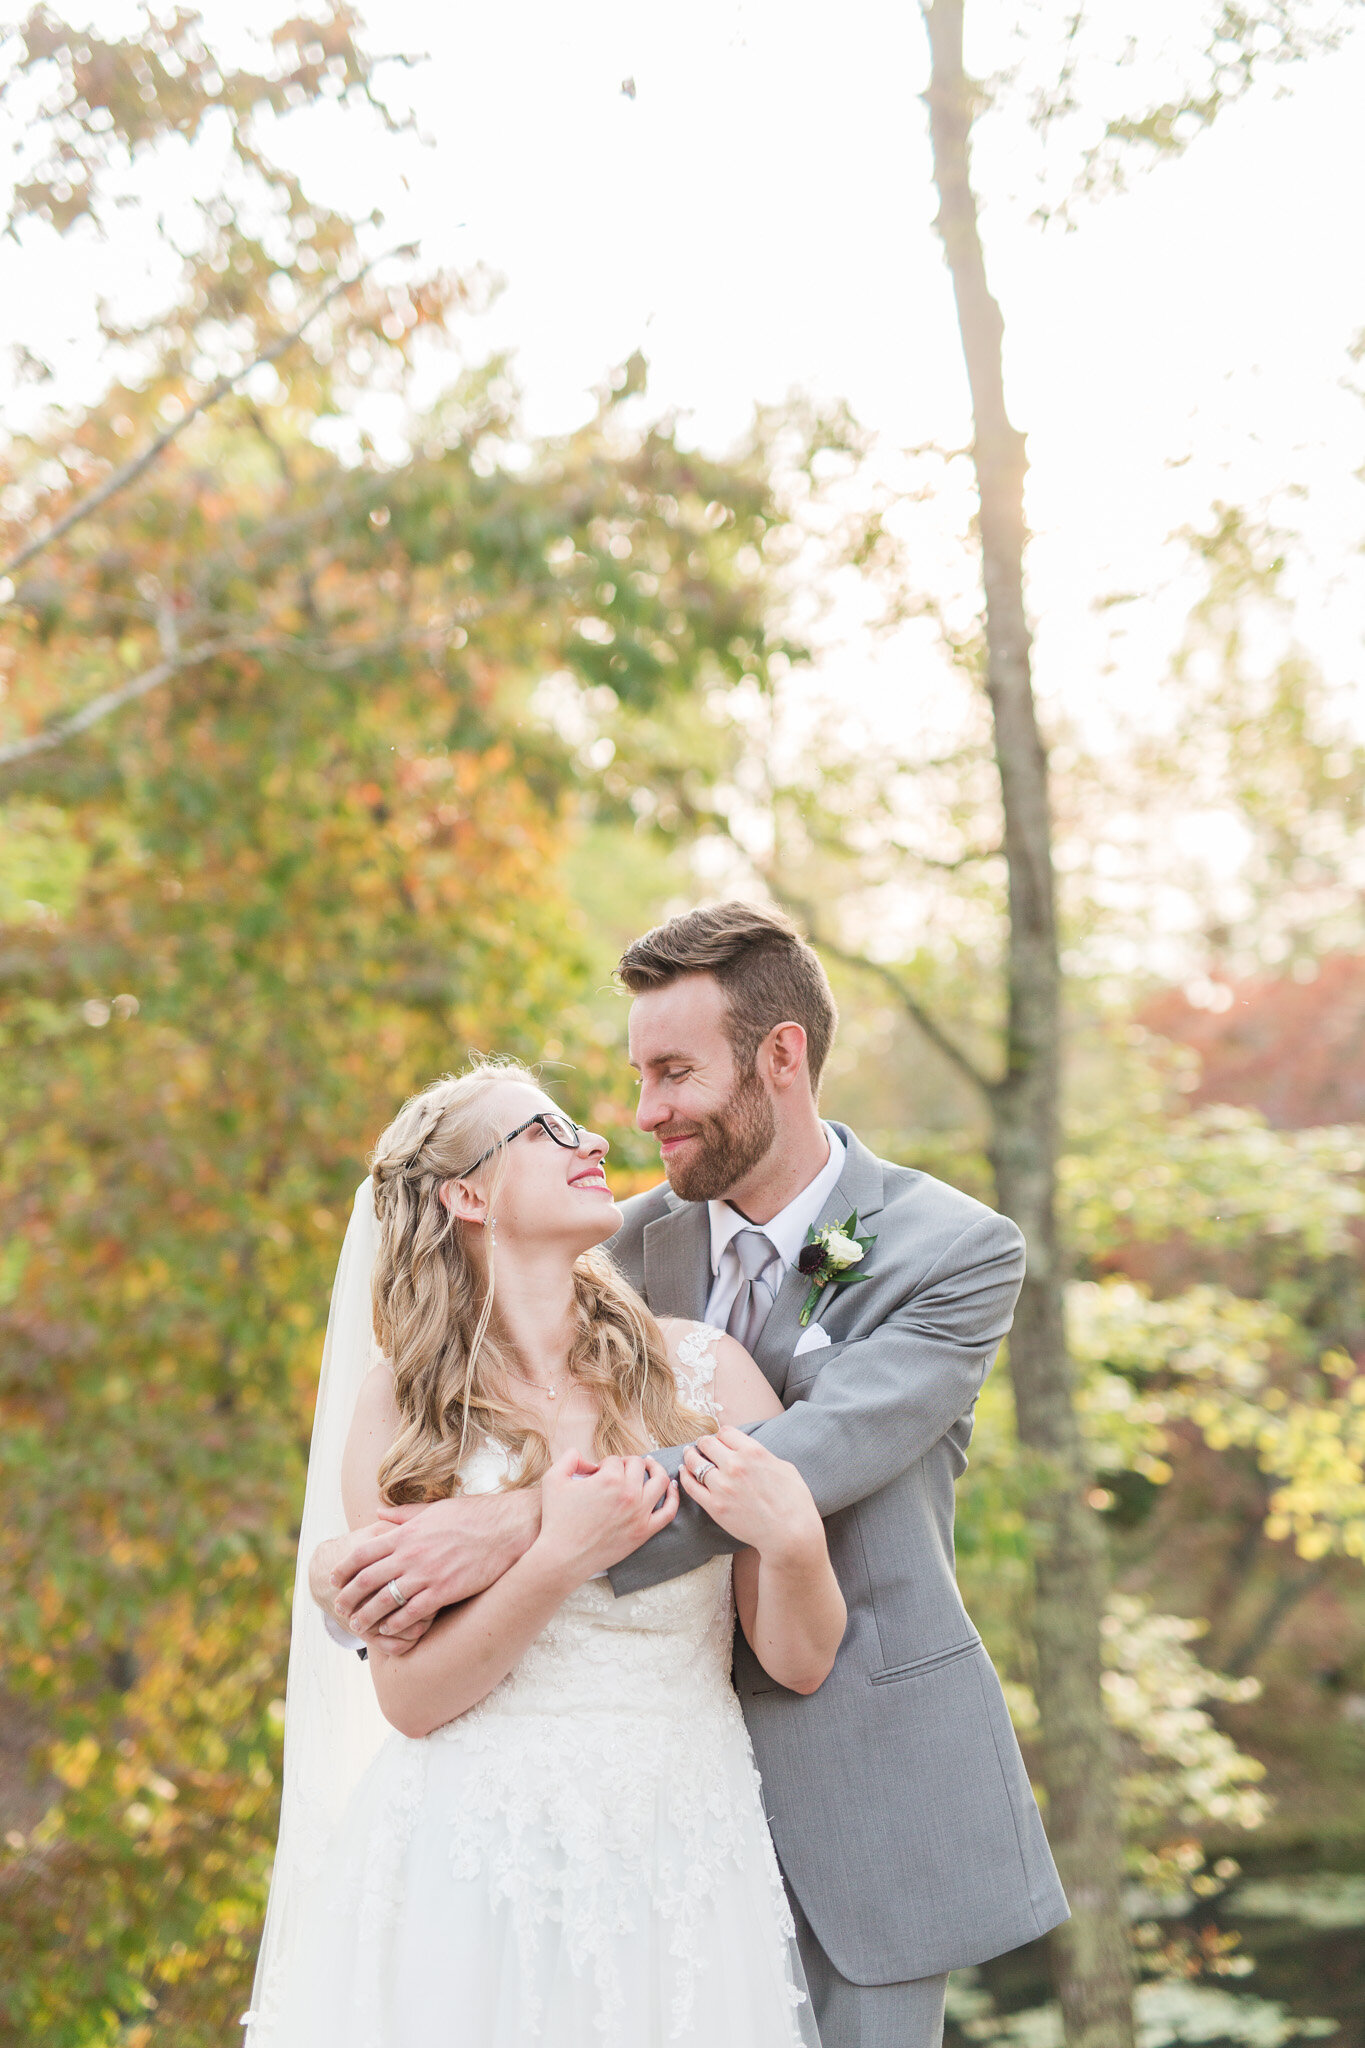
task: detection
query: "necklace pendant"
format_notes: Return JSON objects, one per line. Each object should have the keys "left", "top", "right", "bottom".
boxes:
{"left": 546, "top": 1387, "right": 557, "bottom": 1399}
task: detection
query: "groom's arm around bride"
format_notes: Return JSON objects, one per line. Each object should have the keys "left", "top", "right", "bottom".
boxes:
{"left": 320, "top": 901, "right": 1068, "bottom": 2046}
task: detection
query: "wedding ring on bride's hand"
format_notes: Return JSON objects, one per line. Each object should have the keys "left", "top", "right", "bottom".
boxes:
{"left": 386, "top": 1579, "right": 408, "bottom": 1609}
{"left": 692, "top": 1457, "right": 717, "bottom": 1487}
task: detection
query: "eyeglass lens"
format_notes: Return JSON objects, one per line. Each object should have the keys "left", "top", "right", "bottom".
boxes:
{"left": 540, "top": 1113, "right": 581, "bottom": 1147}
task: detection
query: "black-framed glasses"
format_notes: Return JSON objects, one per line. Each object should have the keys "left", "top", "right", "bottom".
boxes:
{"left": 456, "top": 1111, "right": 586, "bottom": 1178}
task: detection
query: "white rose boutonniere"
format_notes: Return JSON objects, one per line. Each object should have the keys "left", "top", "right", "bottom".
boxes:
{"left": 796, "top": 1211, "right": 877, "bottom": 1327}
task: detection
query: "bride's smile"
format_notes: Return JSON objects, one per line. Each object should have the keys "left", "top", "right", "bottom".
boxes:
{"left": 439, "top": 1080, "right": 622, "bottom": 1252}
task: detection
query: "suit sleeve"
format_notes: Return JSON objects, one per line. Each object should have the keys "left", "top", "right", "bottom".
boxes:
{"left": 608, "top": 1210, "right": 1026, "bottom": 1596}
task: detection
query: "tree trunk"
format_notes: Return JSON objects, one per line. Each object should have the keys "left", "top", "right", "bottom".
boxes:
{"left": 918, "top": 7, "right": 1136, "bottom": 2044}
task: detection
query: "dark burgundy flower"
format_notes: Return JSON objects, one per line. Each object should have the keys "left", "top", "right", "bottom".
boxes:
{"left": 797, "top": 1243, "right": 825, "bottom": 1276}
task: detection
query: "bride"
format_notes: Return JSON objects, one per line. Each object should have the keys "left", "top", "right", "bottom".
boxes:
{"left": 243, "top": 1059, "right": 844, "bottom": 2047}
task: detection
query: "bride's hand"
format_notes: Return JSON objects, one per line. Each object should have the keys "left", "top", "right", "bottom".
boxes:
{"left": 536, "top": 1450, "right": 679, "bottom": 1584}
{"left": 680, "top": 1426, "right": 825, "bottom": 1566}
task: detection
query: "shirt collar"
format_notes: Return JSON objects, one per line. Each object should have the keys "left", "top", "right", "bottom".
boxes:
{"left": 707, "top": 1124, "right": 848, "bottom": 1275}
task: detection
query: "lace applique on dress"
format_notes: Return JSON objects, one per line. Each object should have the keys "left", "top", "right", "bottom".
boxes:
{"left": 257, "top": 1326, "right": 816, "bottom": 2048}
{"left": 670, "top": 1321, "right": 724, "bottom": 1422}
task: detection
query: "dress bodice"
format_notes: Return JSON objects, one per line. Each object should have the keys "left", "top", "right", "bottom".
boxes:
{"left": 444, "top": 1323, "right": 733, "bottom": 1731}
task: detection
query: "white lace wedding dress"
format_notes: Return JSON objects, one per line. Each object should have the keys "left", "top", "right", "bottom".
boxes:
{"left": 249, "top": 1324, "right": 819, "bottom": 2048}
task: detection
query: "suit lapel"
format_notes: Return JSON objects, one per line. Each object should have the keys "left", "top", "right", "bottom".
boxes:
{"left": 752, "top": 1125, "right": 886, "bottom": 1393}
{"left": 641, "top": 1200, "right": 710, "bottom": 1321}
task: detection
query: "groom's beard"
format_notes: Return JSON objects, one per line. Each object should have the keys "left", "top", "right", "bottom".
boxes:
{"left": 659, "top": 1066, "right": 776, "bottom": 1203}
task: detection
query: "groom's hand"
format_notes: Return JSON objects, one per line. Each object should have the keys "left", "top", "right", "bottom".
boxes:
{"left": 331, "top": 1490, "right": 543, "bottom": 1641}
{"left": 308, "top": 1533, "right": 432, "bottom": 1656}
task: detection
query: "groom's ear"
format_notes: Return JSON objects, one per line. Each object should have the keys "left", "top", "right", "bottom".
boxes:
{"left": 761, "top": 1021, "right": 809, "bottom": 1094}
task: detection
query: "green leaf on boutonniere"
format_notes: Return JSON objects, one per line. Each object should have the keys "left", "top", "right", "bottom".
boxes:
{"left": 797, "top": 1211, "right": 879, "bottom": 1326}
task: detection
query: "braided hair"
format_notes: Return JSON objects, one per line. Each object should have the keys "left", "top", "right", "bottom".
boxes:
{"left": 368, "top": 1059, "right": 711, "bottom": 1503}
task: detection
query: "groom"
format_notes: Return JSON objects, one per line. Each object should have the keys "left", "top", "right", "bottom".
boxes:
{"left": 324, "top": 902, "right": 1068, "bottom": 2047}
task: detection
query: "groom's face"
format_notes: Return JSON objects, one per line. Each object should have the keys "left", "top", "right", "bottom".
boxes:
{"left": 628, "top": 973, "right": 775, "bottom": 1203}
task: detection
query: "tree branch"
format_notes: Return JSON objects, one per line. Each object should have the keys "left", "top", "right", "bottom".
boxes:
{"left": 243, "top": 402, "right": 321, "bottom": 626}
{"left": 773, "top": 885, "right": 998, "bottom": 1100}
{"left": 824, "top": 937, "right": 999, "bottom": 1100}
{"left": 1223, "top": 1560, "right": 1330, "bottom": 1678}
{"left": 1, "top": 243, "right": 417, "bottom": 582}
{"left": 0, "top": 628, "right": 249, "bottom": 767}
{"left": 0, "top": 620, "right": 447, "bottom": 770}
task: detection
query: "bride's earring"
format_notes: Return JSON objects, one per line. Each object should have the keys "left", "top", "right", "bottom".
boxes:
{"left": 487, "top": 1215, "right": 497, "bottom": 1249}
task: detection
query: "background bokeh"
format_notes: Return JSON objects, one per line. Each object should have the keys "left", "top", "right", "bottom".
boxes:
{"left": 4, "top": 5, "right": 1365, "bottom": 2043}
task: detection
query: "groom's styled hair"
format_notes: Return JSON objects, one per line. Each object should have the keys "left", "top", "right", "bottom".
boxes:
{"left": 617, "top": 901, "right": 838, "bottom": 1093}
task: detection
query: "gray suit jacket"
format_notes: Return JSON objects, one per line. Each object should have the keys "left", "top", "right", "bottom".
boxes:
{"left": 606, "top": 1124, "right": 1069, "bottom": 1984}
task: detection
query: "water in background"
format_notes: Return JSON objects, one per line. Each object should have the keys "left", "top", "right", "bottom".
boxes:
{"left": 944, "top": 1867, "right": 1365, "bottom": 2047}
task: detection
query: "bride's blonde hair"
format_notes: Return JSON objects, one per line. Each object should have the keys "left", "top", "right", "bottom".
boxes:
{"left": 369, "top": 1059, "right": 711, "bottom": 1503}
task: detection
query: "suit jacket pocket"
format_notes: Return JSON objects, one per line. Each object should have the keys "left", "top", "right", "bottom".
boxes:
{"left": 784, "top": 1338, "right": 849, "bottom": 1395}
{"left": 869, "top": 1636, "right": 981, "bottom": 1684}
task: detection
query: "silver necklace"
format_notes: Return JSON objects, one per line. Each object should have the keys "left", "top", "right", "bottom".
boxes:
{"left": 507, "top": 1365, "right": 575, "bottom": 1403}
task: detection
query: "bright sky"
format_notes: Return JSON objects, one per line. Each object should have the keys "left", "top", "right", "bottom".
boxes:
{"left": 4, "top": 0, "right": 1365, "bottom": 959}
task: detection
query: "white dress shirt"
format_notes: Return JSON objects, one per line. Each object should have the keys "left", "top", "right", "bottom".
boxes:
{"left": 703, "top": 1124, "right": 847, "bottom": 1337}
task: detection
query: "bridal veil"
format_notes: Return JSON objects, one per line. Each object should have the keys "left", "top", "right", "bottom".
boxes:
{"left": 242, "top": 1177, "right": 388, "bottom": 2043}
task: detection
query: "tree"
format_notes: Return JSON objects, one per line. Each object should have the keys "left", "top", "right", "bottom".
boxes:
{"left": 914, "top": 7, "right": 1133, "bottom": 2039}
{"left": 0, "top": 10, "right": 791, "bottom": 2040}
{"left": 551, "top": 8, "right": 1365, "bottom": 2040}
{"left": 860, "top": 10, "right": 1365, "bottom": 2040}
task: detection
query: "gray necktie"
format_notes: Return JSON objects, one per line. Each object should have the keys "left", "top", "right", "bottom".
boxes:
{"left": 725, "top": 1228, "right": 778, "bottom": 1355}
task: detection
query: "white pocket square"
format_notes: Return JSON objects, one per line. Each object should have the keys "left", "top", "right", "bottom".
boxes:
{"left": 793, "top": 1324, "right": 831, "bottom": 1358}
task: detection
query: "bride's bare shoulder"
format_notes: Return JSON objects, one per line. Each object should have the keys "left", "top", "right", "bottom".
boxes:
{"left": 341, "top": 1363, "right": 400, "bottom": 1527}
{"left": 347, "top": 1358, "right": 397, "bottom": 1424}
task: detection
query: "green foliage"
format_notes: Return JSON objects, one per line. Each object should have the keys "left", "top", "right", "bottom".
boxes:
{"left": 1061, "top": 1105, "right": 1365, "bottom": 1264}
{"left": 947, "top": 1039, "right": 1365, "bottom": 1961}
{"left": 0, "top": 8, "right": 792, "bottom": 2041}
{"left": 1069, "top": 1276, "right": 1365, "bottom": 1563}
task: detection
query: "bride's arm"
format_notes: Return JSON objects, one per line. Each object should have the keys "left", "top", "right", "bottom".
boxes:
{"left": 669, "top": 1331, "right": 846, "bottom": 1696}
{"left": 338, "top": 1368, "right": 680, "bottom": 1739}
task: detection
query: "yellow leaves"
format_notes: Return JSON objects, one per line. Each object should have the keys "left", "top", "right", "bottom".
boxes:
{"left": 1254, "top": 1397, "right": 1365, "bottom": 1558}
{"left": 120, "top": 1258, "right": 170, "bottom": 1305}
{"left": 1069, "top": 1276, "right": 1365, "bottom": 1559}
{"left": 52, "top": 1734, "right": 100, "bottom": 1789}
{"left": 1101, "top": 1596, "right": 1268, "bottom": 1836}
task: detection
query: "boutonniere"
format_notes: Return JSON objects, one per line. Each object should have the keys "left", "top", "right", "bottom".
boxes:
{"left": 796, "top": 1211, "right": 877, "bottom": 1326}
